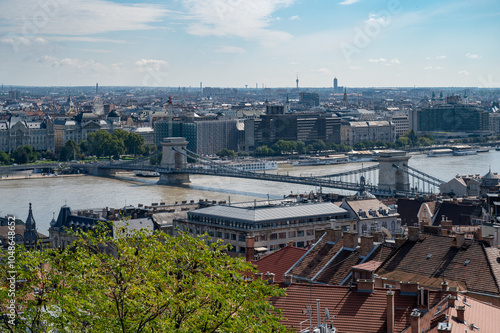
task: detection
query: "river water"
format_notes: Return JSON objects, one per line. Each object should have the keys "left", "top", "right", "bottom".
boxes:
{"left": 2, "top": 150, "right": 500, "bottom": 234}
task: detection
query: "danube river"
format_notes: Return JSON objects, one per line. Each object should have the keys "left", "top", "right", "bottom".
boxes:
{"left": 2, "top": 150, "right": 500, "bottom": 234}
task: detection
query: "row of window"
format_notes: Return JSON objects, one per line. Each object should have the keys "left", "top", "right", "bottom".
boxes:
{"left": 189, "top": 214, "right": 346, "bottom": 230}
{"left": 184, "top": 224, "right": 316, "bottom": 244}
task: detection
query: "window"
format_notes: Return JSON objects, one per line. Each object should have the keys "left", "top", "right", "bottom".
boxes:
{"left": 270, "top": 233, "right": 277, "bottom": 240}
{"left": 217, "top": 231, "right": 222, "bottom": 238}
{"left": 224, "top": 233, "right": 230, "bottom": 240}
{"left": 231, "top": 234, "right": 236, "bottom": 241}
{"left": 297, "top": 230, "right": 304, "bottom": 237}
{"left": 238, "top": 235, "right": 246, "bottom": 242}
{"left": 279, "top": 232, "right": 286, "bottom": 239}
{"left": 288, "top": 231, "right": 296, "bottom": 238}
{"left": 306, "top": 229, "right": 314, "bottom": 236}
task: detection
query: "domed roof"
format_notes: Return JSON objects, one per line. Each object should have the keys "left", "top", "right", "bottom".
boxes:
{"left": 50, "top": 212, "right": 57, "bottom": 227}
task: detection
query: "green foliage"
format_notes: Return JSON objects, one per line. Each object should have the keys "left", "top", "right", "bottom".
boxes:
{"left": 150, "top": 153, "right": 162, "bottom": 165}
{"left": 253, "top": 145, "right": 274, "bottom": 157}
{"left": 59, "top": 140, "right": 80, "bottom": 161}
{"left": 0, "top": 228, "right": 289, "bottom": 333}
{"left": 0, "top": 151, "right": 9, "bottom": 164}
{"left": 216, "top": 148, "right": 236, "bottom": 158}
{"left": 12, "top": 145, "right": 38, "bottom": 164}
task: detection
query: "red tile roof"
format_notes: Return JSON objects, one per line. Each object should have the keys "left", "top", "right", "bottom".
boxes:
{"left": 376, "top": 233, "right": 500, "bottom": 296}
{"left": 271, "top": 284, "right": 418, "bottom": 333}
{"left": 253, "top": 246, "right": 307, "bottom": 283}
{"left": 412, "top": 293, "right": 500, "bottom": 333}
{"left": 288, "top": 233, "right": 396, "bottom": 285}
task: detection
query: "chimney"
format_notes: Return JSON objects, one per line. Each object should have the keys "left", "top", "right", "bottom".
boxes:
{"left": 408, "top": 226, "right": 420, "bottom": 241}
{"left": 264, "top": 272, "right": 275, "bottom": 284}
{"left": 360, "top": 235, "right": 374, "bottom": 256}
{"left": 453, "top": 232, "right": 465, "bottom": 248}
{"left": 283, "top": 274, "right": 292, "bottom": 285}
{"left": 400, "top": 281, "right": 419, "bottom": 296}
{"left": 371, "top": 231, "right": 384, "bottom": 242}
{"left": 441, "top": 219, "right": 452, "bottom": 231}
{"left": 447, "top": 295, "right": 456, "bottom": 307}
{"left": 441, "top": 281, "right": 448, "bottom": 292}
{"left": 395, "top": 236, "right": 406, "bottom": 248}
{"left": 456, "top": 305, "right": 465, "bottom": 323}
{"left": 245, "top": 236, "right": 255, "bottom": 262}
{"left": 344, "top": 231, "right": 359, "bottom": 249}
{"left": 254, "top": 272, "right": 263, "bottom": 281}
{"left": 410, "top": 309, "right": 420, "bottom": 333}
{"left": 386, "top": 290, "right": 395, "bottom": 333}
{"left": 483, "top": 235, "right": 494, "bottom": 246}
{"left": 357, "top": 279, "right": 374, "bottom": 293}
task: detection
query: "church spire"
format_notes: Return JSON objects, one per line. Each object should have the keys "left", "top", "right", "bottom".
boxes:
{"left": 24, "top": 203, "right": 39, "bottom": 248}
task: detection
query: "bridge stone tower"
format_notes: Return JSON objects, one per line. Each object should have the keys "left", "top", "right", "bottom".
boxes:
{"left": 377, "top": 150, "right": 411, "bottom": 193}
{"left": 158, "top": 137, "right": 190, "bottom": 185}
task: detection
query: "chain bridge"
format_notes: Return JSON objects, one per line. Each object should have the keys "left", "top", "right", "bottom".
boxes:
{"left": 96, "top": 137, "right": 445, "bottom": 197}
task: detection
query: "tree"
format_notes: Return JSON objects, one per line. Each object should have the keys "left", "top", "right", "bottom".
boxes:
{"left": 216, "top": 148, "right": 236, "bottom": 158}
{"left": 296, "top": 140, "right": 305, "bottom": 154}
{"left": 0, "top": 151, "right": 9, "bottom": 164}
{"left": 253, "top": 145, "right": 274, "bottom": 157}
{"left": 12, "top": 145, "right": 38, "bottom": 164}
{"left": 124, "top": 132, "right": 145, "bottom": 156}
{"left": 0, "top": 228, "right": 289, "bottom": 333}
{"left": 59, "top": 140, "right": 80, "bottom": 161}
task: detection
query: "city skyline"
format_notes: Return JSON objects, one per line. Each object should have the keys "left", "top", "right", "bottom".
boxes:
{"left": 0, "top": 0, "right": 499, "bottom": 88}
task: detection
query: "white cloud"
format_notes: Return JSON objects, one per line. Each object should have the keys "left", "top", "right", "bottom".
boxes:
{"left": 466, "top": 53, "right": 481, "bottom": 59}
{"left": 365, "top": 13, "right": 388, "bottom": 26}
{"left": 313, "top": 68, "right": 332, "bottom": 75}
{"left": 458, "top": 70, "right": 470, "bottom": 75}
{"left": 135, "top": 59, "right": 168, "bottom": 72}
{"left": 349, "top": 66, "right": 360, "bottom": 70}
{"left": 368, "top": 58, "right": 387, "bottom": 63}
{"left": 0, "top": 0, "right": 168, "bottom": 37}
{"left": 215, "top": 46, "right": 247, "bottom": 54}
{"left": 38, "top": 55, "right": 119, "bottom": 73}
{"left": 339, "top": 0, "right": 360, "bottom": 5}
{"left": 424, "top": 66, "right": 443, "bottom": 70}
{"left": 181, "top": 0, "right": 295, "bottom": 43}
{"left": 289, "top": 15, "right": 299, "bottom": 20}
{"left": 436, "top": 55, "right": 446, "bottom": 60}
{"left": 390, "top": 58, "right": 401, "bottom": 64}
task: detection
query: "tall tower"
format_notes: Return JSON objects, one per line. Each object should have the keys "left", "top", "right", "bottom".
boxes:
{"left": 334, "top": 77, "right": 338, "bottom": 92}
{"left": 24, "top": 203, "right": 39, "bottom": 248}
{"left": 96, "top": 83, "right": 99, "bottom": 94}
{"left": 343, "top": 87, "right": 348, "bottom": 107}
{"left": 296, "top": 73, "right": 299, "bottom": 89}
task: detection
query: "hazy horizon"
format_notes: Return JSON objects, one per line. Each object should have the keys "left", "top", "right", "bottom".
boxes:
{"left": 1, "top": 0, "right": 499, "bottom": 88}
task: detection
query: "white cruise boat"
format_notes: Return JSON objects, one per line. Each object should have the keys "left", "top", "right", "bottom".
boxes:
{"left": 133, "top": 170, "right": 160, "bottom": 177}
{"left": 292, "top": 154, "right": 349, "bottom": 166}
{"left": 221, "top": 160, "right": 278, "bottom": 171}
{"left": 452, "top": 146, "right": 478, "bottom": 156}
{"left": 427, "top": 148, "right": 453, "bottom": 157}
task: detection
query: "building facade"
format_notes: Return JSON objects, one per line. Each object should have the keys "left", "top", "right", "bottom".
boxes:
{"left": 341, "top": 120, "right": 395, "bottom": 146}
{"left": 0, "top": 116, "right": 55, "bottom": 152}
{"left": 244, "top": 112, "right": 341, "bottom": 150}
{"left": 412, "top": 98, "right": 490, "bottom": 135}
{"left": 174, "top": 201, "right": 352, "bottom": 254}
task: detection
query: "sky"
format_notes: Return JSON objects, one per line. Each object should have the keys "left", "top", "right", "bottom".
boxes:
{"left": 0, "top": 0, "right": 499, "bottom": 88}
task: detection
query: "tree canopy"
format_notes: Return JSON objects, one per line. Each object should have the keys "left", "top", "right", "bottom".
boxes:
{"left": 1, "top": 227, "right": 289, "bottom": 333}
